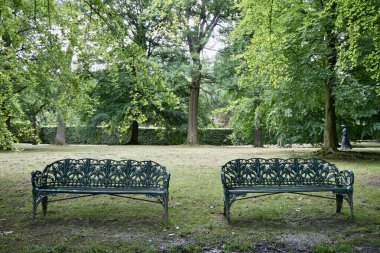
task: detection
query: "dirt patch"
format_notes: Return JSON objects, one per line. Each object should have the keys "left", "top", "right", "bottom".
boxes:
{"left": 367, "top": 176, "right": 380, "bottom": 187}
{"left": 277, "top": 232, "right": 331, "bottom": 251}
{"left": 354, "top": 244, "right": 380, "bottom": 253}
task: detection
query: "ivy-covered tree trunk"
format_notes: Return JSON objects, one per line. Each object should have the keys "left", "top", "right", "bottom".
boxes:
{"left": 253, "top": 94, "right": 263, "bottom": 147}
{"left": 31, "top": 115, "right": 40, "bottom": 145}
{"left": 187, "top": 58, "right": 201, "bottom": 145}
{"left": 253, "top": 128, "right": 263, "bottom": 147}
{"left": 128, "top": 120, "right": 139, "bottom": 145}
{"left": 179, "top": 0, "right": 229, "bottom": 145}
{"left": 55, "top": 113, "right": 66, "bottom": 145}
{"left": 1, "top": 33, "right": 14, "bottom": 146}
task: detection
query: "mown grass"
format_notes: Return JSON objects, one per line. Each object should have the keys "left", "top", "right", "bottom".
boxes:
{"left": 0, "top": 143, "right": 379, "bottom": 252}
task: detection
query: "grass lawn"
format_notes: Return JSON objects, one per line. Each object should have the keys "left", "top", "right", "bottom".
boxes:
{"left": 0, "top": 143, "right": 379, "bottom": 252}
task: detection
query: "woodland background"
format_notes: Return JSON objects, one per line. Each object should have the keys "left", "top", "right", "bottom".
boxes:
{"left": 1, "top": 0, "right": 379, "bottom": 151}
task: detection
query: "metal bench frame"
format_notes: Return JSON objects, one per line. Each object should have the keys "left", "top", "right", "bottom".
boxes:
{"left": 31, "top": 158, "right": 170, "bottom": 223}
{"left": 221, "top": 158, "right": 354, "bottom": 222}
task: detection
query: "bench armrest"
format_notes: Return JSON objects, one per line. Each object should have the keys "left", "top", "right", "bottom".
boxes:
{"left": 163, "top": 173, "right": 171, "bottom": 189}
{"left": 221, "top": 171, "right": 227, "bottom": 188}
{"left": 31, "top": 170, "right": 46, "bottom": 188}
{"left": 336, "top": 170, "right": 354, "bottom": 186}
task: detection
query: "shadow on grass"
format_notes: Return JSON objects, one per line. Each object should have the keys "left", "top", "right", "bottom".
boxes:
{"left": 228, "top": 213, "right": 354, "bottom": 229}
{"left": 314, "top": 150, "right": 380, "bottom": 161}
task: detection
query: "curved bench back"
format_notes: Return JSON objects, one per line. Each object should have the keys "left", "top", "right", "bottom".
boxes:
{"left": 221, "top": 158, "right": 340, "bottom": 187}
{"left": 41, "top": 159, "right": 169, "bottom": 189}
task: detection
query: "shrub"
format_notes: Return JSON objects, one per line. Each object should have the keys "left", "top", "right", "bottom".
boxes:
{"left": 199, "top": 128, "right": 232, "bottom": 145}
{"left": 35, "top": 126, "right": 232, "bottom": 146}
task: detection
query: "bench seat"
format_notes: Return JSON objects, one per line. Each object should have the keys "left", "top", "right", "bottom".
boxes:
{"left": 35, "top": 187, "right": 167, "bottom": 195}
{"left": 228, "top": 185, "right": 352, "bottom": 194}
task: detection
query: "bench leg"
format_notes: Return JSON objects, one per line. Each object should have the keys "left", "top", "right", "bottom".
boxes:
{"left": 41, "top": 196, "right": 48, "bottom": 216}
{"left": 223, "top": 198, "right": 226, "bottom": 216}
{"left": 226, "top": 206, "right": 231, "bottom": 223}
{"left": 32, "top": 193, "right": 38, "bottom": 219}
{"left": 163, "top": 194, "right": 169, "bottom": 224}
{"left": 336, "top": 194, "right": 343, "bottom": 213}
{"left": 347, "top": 193, "right": 354, "bottom": 219}
{"left": 224, "top": 193, "right": 231, "bottom": 222}
{"left": 337, "top": 193, "right": 354, "bottom": 218}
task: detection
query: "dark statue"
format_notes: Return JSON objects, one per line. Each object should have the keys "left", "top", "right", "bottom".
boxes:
{"left": 340, "top": 125, "right": 352, "bottom": 150}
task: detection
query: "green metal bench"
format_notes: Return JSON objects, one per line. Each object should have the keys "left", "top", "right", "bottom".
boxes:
{"left": 31, "top": 158, "right": 170, "bottom": 223}
{"left": 221, "top": 158, "right": 354, "bottom": 222}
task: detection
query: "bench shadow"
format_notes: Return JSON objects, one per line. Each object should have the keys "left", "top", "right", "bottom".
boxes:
{"left": 28, "top": 214, "right": 164, "bottom": 229}
{"left": 225, "top": 212, "right": 356, "bottom": 230}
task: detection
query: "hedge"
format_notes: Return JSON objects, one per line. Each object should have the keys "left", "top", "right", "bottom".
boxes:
{"left": 37, "top": 126, "right": 232, "bottom": 146}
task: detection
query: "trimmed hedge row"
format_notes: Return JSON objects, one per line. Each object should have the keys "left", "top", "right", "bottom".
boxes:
{"left": 199, "top": 128, "right": 233, "bottom": 145}
{"left": 38, "top": 126, "right": 233, "bottom": 145}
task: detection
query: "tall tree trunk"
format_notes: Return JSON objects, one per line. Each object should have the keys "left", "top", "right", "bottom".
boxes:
{"left": 55, "top": 113, "right": 66, "bottom": 145}
{"left": 253, "top": 94, "right": 263, "bottom": 147}
{"left": 323, "top": 83, "right": 338, "bottom": 151}
{"left": 2, "top": 33, "right": 13, "bottom": 136}
{"left": 323, "top": 2, "right": 338, "bottom": 152}
{"left": 128, "top": 120, "right": 139, "bottom": 145}
{"left": 254, "top": 128, "right": 263, "bottom": 147}
{"left": 31, "top": 115, "right": 40, "bottom": 145}
{"left": 187, "top": 56, "right": 202, "bottom": 145}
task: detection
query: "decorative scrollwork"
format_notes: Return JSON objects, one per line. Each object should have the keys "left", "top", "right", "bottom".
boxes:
{"left": 228, "top": 193, "right": 246, "bottom": 206}
{"left": 33, "top": 159, "right": 169, "bottom": 189}
{"left": 221, "top": 158, "right": 345, "bottom": 188}
{"left": 31, "top": 159, "right": 170, "bottom": 223}
{"left": 336, "top": 170, "right": 355, "bottom": 186}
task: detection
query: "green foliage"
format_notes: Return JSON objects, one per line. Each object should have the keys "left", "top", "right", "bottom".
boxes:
{"left": 0, "top": 0, "right": 49, "bottom": 149}
{"left": 76, "top": 1, "right": 183, "bottom": 140}
{"left": 139, "top": 128, "right": 186, "bottom": 145}
{"left": 336, "top": 0, "right": 380, "bottom": 94}
{"left": 88, "top": 43, "right": 180, "bottom": 134}
{"left": 0, "top": 75, "right": 15, "bottom": 150}
{"left": 0, "top": 0, "right": 94, "bottom": 148}
{"left": 2, "top": 0, "right": 378, "bottom": 149}
{"left": 199, "top": 128, "right": 232, "bottom": 145}
{"left": 39, "top": 126, "right": 128, "bottom": 145}
{"left": 223, "top": 98, "right": 255, "bottom": 144}
{"left": 152, "top": 46, "right": 190, "bottom": 128}
{"left": 162, "top": 0, "right": 235, "bottom": 144}
{"left": 229, "top": 0, "right": 380, "bottom": 146}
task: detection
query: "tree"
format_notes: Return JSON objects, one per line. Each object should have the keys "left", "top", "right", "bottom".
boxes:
{"left": 231, "top": 0, "right": 380, "bottom": 150}
{"left": 152, "top": 46, "right": 190, "bottom": 129}
{"left": 29, "top": 0, "right": 92, "bottom": 145}
{"left": 211, "top": 36, "right": 255, "bottom": 145}
{"left": 82, "top": 0, "right": 178, "bottom": 144}
{"left": 171, "top": 0, "right": 233, "bottom": 144}
{"left": 0, "top": 0, "right": 50, "bottom": 149}
{"left": 0, "top": 0, "right": 96, "bottom": 148}
{"left": 87, "top": 44, "right": 179, "bottom": 141}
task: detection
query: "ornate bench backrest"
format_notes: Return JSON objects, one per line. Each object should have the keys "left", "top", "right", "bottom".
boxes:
{"left": 221, "top": 158, "right": 340, "bottom": 188}
{"left": 41, "top": 159, "right": 169, "bottom": 188}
